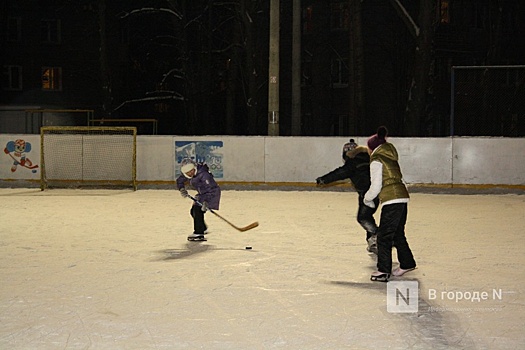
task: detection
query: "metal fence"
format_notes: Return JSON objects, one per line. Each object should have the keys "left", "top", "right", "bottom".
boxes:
{"left": 451, "top": 65, "right": 525, "bottom": 137}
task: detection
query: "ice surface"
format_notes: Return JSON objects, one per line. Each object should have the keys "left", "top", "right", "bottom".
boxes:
{"left": 0, "top": 188, "right": 524, "bottom": 349}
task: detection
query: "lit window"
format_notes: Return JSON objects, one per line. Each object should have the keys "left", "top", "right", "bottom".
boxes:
{"left": 440, "top": 0, "right": 450, "bottom": 23}
{"left": 42, "top": 67, "right": 62, "bottom": 91}
{"left": 41, "top": 19, "right": 61, "bottom": 43}
{"left": 2, "top": 65, "right": 23, "bottom": 90}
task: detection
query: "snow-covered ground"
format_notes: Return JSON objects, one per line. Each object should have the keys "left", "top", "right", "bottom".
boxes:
{"left": 1, "top": 188, "right": 523, "bottom": 349}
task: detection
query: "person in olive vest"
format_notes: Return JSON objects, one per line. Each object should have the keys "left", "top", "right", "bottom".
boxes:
{"left": 364, "top": 126, "right": 416, "bottom": 282}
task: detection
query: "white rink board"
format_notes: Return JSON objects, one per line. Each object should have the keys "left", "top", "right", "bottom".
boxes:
{"left": 1, "top": 134, "right": 524, "bottom": 186}
{"left": 452, "top": 138, "right": 525, "bottom": 185}
{"left": 388, "top": 137, "right": 452, "bottom": 184}
{"left": 137, "top": 136, "right": 175, "bottom": 181}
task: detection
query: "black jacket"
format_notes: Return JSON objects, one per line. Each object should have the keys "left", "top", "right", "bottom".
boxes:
{"left": 317, "top": 146, "right": 371, "bottom": 194}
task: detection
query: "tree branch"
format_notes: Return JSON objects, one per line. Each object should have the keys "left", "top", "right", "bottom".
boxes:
{"left": 388, "top": 0, "right": 419, "bottom": 39}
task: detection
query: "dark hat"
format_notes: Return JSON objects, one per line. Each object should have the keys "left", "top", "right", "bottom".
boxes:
{"left": 343, "top": 138, "right": 358, "bottom": 153}
{"left": 367, "top": 126, "right": 388, "bottom": 151}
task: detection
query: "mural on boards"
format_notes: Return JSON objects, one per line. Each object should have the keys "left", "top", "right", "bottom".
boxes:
{"left": 175, "top": 141, "right": 223, "bottom": 178}
{"left": 3, "top": 139, "right": 39, "bottom": 173}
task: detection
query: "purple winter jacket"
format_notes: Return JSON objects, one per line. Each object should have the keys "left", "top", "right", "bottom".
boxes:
{"left": 176, "top": 163, "right": 221, "bottom": 210}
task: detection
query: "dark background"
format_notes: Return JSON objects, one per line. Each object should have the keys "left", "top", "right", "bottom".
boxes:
{"left": 1, "top": 0, "right": 524, "bottom": 136}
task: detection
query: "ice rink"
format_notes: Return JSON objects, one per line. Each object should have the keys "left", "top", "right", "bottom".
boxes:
{"left": 1, "top": 188, "right": 524, "bottom": 350}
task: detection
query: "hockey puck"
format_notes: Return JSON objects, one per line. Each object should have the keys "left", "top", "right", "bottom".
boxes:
{"left": 245, "top": 246, "right": 252, "bottom": 250}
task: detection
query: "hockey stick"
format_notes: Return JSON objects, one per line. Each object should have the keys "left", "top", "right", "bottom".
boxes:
{"left": 188, "top": 195, "right": 259, "bottom": 232}
{"left": 6, "top": 152, "right": 39, "bottom": 169}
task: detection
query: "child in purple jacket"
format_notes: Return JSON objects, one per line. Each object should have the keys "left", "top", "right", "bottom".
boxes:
{"left": 177, "top": 158, "right": 221, "bottom": 241}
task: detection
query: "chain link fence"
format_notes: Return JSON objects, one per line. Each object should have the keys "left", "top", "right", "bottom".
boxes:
{"left": 451, "top": 65, "right": 525, "bottom": 137}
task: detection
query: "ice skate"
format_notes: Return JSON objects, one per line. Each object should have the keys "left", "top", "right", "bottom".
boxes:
{"left": 370, "top": 271, "right": 390, "bottom": 282}
{"left": 187, "top": 233, "right": 207, "bottom": 242}
{"left": 366, "top": 235, "right": 378, "bottom": 255}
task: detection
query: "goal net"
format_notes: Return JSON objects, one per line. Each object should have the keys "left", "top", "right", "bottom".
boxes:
{"left": 40, "top": 126, "right": 137, "bottom": 190}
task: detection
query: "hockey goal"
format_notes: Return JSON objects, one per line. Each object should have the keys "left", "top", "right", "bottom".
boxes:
{"left": 40, "top": 126, "right": 137, "bottom": 190}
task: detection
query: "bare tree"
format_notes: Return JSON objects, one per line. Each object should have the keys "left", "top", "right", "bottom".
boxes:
{"left": 219, "top": 0, "right": 268, "bottom": 135}
{"left": 389, "top": 0, "right": 437, "bottom": 135}
{"left": 97, "top": 0, "right": 113, "bottom": 117}
{"left": 348, "top": 0, "right": 365, "bottom": 135}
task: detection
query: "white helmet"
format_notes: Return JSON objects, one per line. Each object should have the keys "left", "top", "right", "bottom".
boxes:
{"left": 180, "top": 158, "right": 196, "bottom": 178}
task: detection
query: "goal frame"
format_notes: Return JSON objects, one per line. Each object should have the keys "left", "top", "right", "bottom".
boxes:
{"left": 40, "top": 126, "right": 137, "bottom": 191}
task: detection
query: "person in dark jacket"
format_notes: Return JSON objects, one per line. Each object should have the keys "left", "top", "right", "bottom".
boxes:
{"left": 177, "top": 158, "right": 221, "bottom": 241}
{"left": 316, "top": 139, "right": 380, "bottom": 253}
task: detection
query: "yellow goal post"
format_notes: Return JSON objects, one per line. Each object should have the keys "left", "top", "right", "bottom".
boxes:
{"left": 40, "top": 126, "right": 137, "bottom": 190}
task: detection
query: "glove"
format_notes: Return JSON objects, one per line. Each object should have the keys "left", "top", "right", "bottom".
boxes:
{"left": 364, "top": 198, "right": 376, "bottom": 208}
{"left": 201, "top": 201, "right": 208, "bottom": 212}
{"left": 316, "top": 177, "right": 325, "bottom": 185}
{"left": 179, "top": 188, "right": 189, "bottom": 198}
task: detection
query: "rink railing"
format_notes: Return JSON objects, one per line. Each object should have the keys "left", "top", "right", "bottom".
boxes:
{"left": 1, "top": 135, "right": 524, "bottom": 190}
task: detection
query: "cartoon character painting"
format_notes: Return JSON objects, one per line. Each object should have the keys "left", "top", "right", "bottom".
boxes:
{"left": 4, "top": 139, "right": 39, "bottom": 173}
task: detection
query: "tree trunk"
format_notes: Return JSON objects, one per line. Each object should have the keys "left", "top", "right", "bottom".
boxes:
{"left": 268, "top": 0, "right": 280, "bottom": 136}
{"left": 404, "top": 0, "right": 436, "bottom": 135}
{"left": 291, "top": 0, "right": 301, "bottom": 135}
{"left": 242, "top": 0, "right": 259, "bottom": 135}
{"left": 225, "top": 7, "right": 244, "bottom": 135}
{"left": 348, "top": 0, "right": 365, "bottom": 135}
{"left": 181, "top": 0, "right": 197, "bottom": 134}
{"left": 98, "top": 0, "right": 112, "bottom": 117}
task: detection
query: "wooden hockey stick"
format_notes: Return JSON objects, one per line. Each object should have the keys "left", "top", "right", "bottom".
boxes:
{"left": 189, "top": 196, "right": 259, "bottom": 232}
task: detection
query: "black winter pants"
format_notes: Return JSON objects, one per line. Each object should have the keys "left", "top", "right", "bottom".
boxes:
{"left": 376, "top": 202, "right": 416, "bottom": 274}
{"left": 190, "top": 205, "right": 207, "bottom": 234}
{"left": 357, "top": 193, "right": 379, "bottom": 240}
